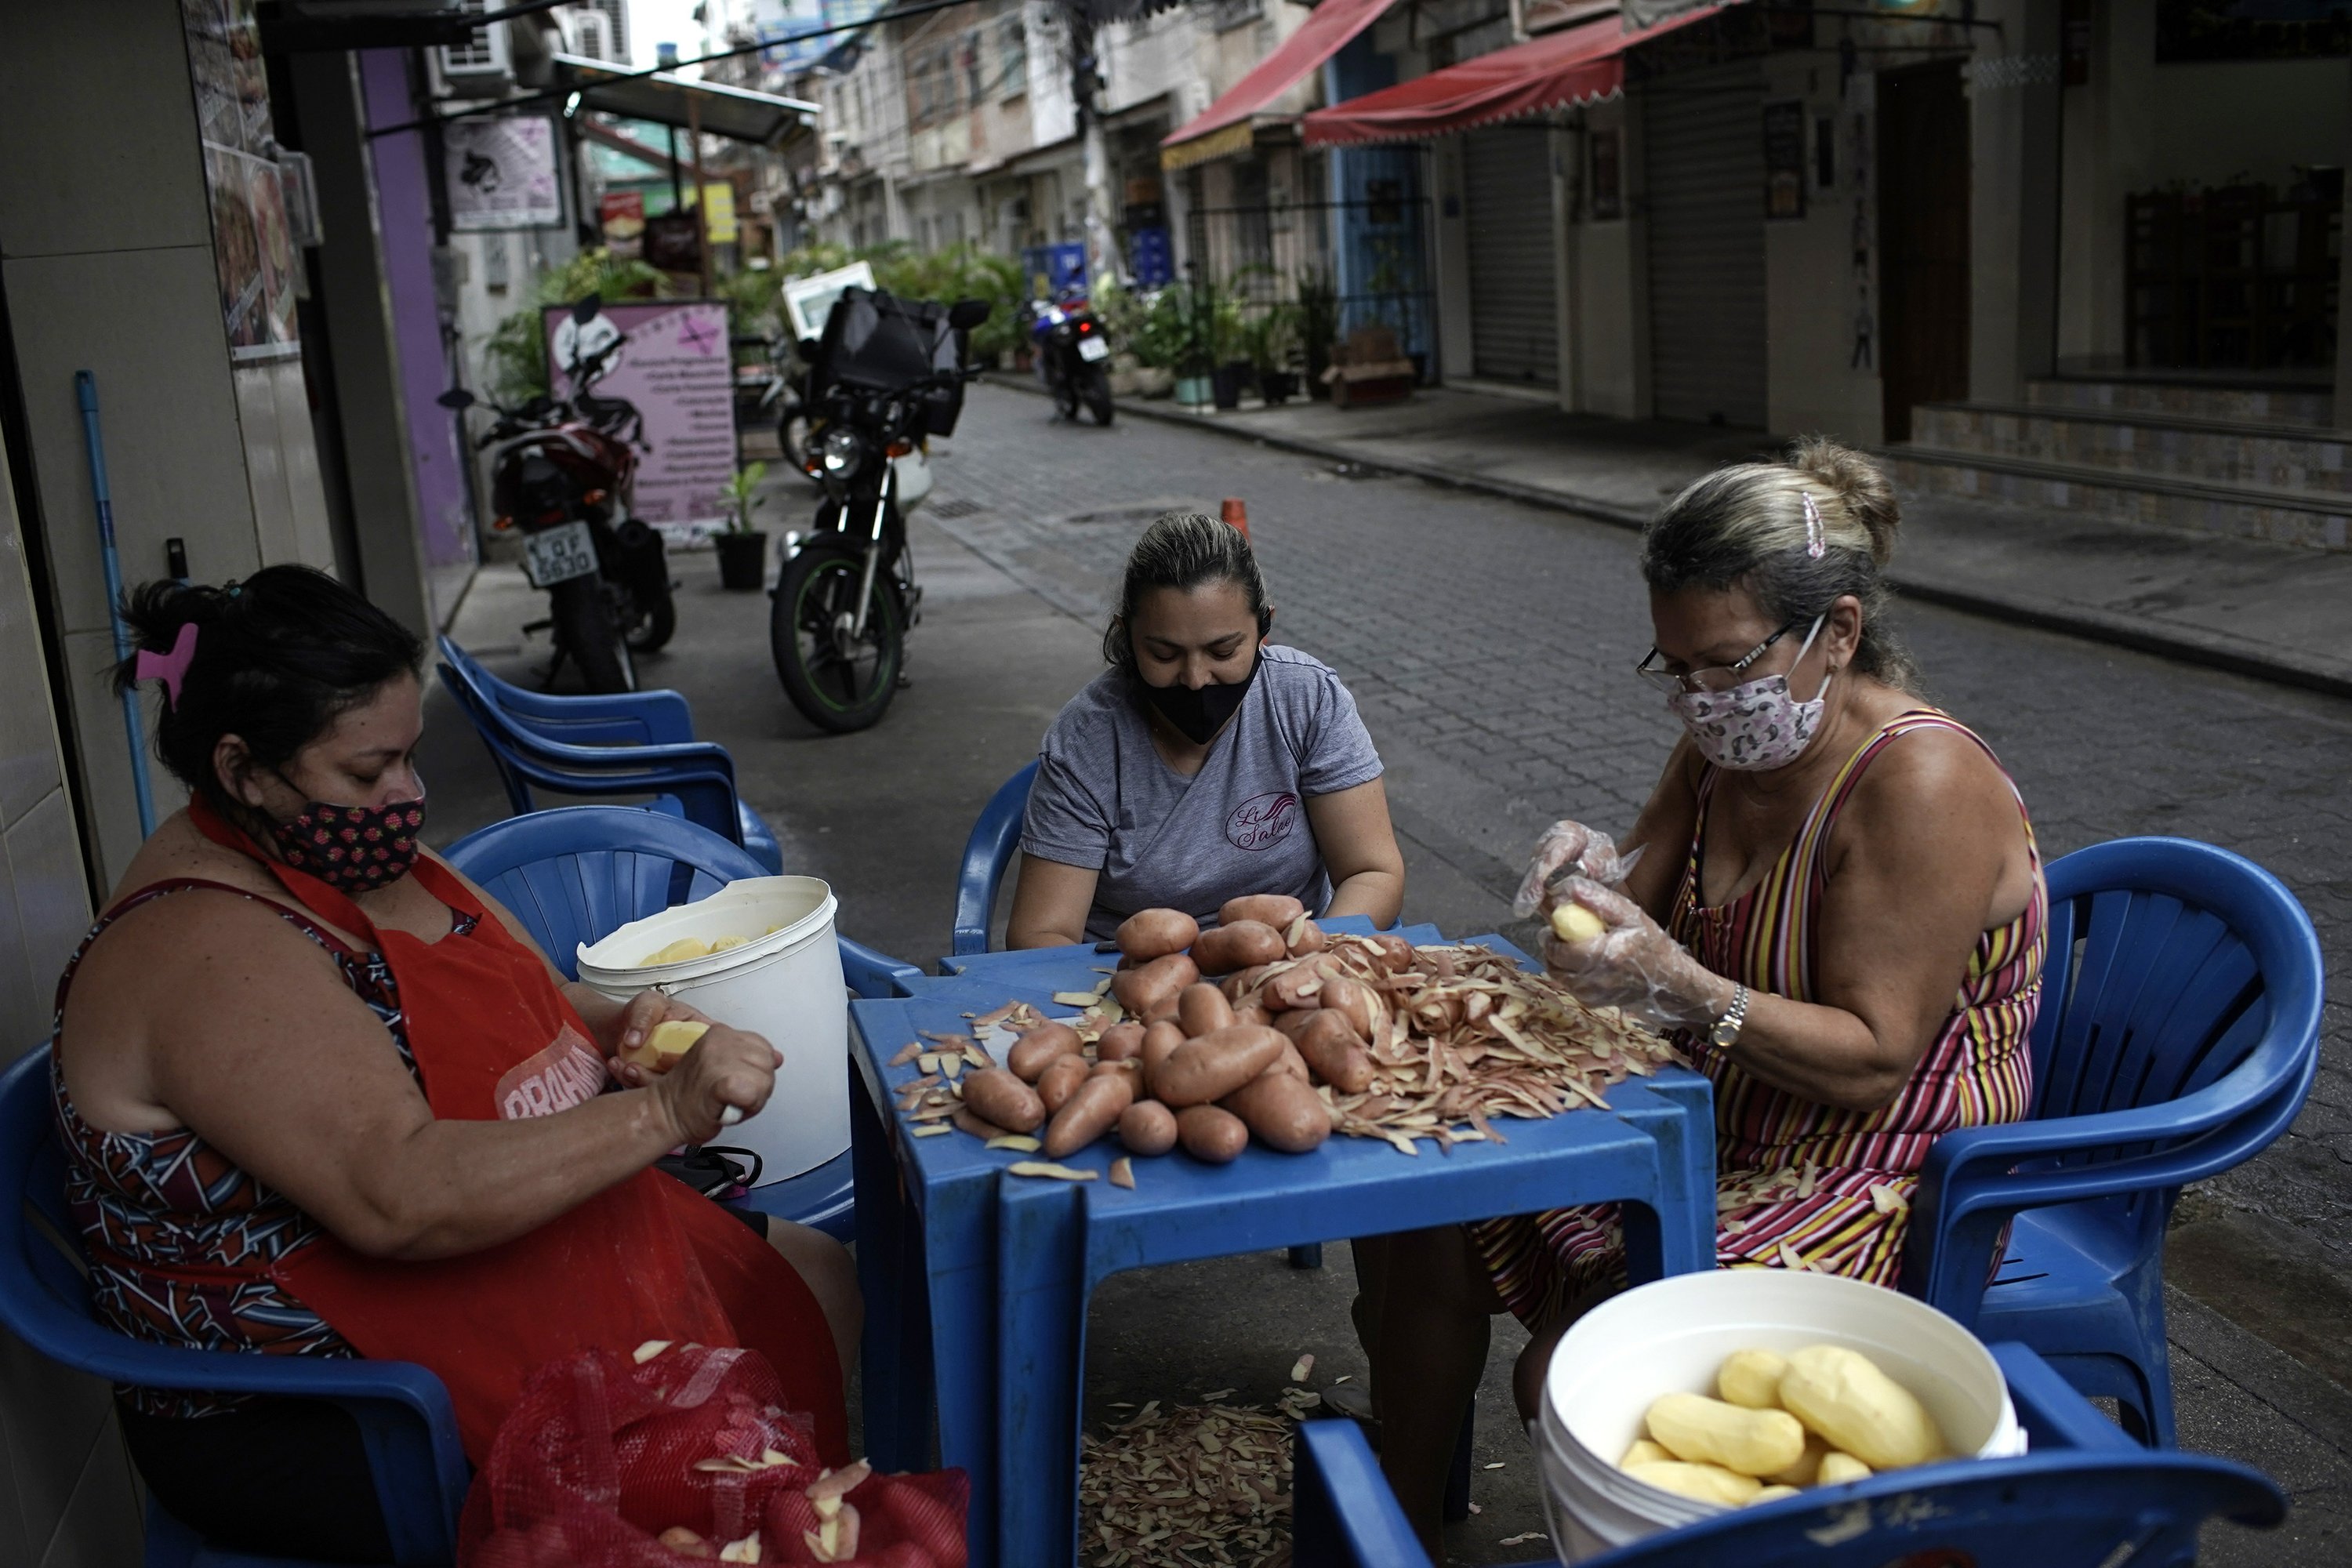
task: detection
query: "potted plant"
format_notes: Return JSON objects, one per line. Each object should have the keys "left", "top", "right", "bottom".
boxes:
{"left": 1295, "top": 267, "right": 1340, "bottom": 401}
{"left": 1172, "top": 278, "right": 1218, "bottom": 408}
{"left": 1248, "top": 303, "right": 1301, "bottom": 405}
{"left": 1210, "top": 291, "right": 1253, "bottom": 410}
{"left": 716, "top": 462, "right": 770, "bottom": 591}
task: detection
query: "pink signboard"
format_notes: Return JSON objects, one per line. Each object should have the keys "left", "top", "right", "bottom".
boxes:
{"left": 543, "top": 299, "right": 737, "bottom": 540}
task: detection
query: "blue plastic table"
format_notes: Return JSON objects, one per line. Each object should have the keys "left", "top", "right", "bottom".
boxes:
{"left": 848, "top": 924, "right": 1716, "bottom": 1568}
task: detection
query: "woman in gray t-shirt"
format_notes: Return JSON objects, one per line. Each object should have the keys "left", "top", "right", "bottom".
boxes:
{"left": 1008, "top": 511, "right": 1406, "bottom": 947}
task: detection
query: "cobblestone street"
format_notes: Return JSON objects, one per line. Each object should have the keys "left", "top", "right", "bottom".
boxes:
{"left": 432, "top": 382, "right": 2352, "bottom": 1565}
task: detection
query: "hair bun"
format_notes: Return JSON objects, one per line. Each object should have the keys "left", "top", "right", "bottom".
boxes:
{"left": 1787, "top": 435, "right": 1900, "bottom": 566}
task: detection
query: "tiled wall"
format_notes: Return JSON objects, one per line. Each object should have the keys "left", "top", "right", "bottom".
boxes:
{"left": 0, "top": 442, "right": 129, "bottom": 1565}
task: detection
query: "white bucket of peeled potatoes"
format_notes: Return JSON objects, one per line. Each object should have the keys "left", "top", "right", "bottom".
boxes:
{"left": 1534, "top": 1267, "right": 2025, "bottom": 1562}
{"left": 575, "top": 877, "right": 848, "bottom": 1186}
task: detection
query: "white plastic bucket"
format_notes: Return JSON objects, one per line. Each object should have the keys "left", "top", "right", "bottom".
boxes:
{"left": 575, "top": 877, "right": 847, "bottom": 1186}
{"left": 1535, "top": 1269, "right": 2025, "bottom": 1563}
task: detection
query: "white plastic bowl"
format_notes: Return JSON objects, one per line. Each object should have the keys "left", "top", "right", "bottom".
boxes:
{"left": 576, "top": 876, "right": 847, "bottom": 1185}
{"left": 1535, "top": 1268, "right": 2025, "bottom": 1562}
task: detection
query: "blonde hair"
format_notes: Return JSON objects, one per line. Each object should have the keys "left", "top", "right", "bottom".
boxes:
{"left": 1639, "top": 436, "right": 1920, "bottom": 691}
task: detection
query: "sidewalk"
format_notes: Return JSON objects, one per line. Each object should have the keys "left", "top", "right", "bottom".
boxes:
{"left": 1015, "top": 378, "right": 2352, "bottom": 699}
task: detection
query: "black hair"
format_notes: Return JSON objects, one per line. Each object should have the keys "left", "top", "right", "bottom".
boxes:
{"left": 111, "top": 565, "right": 425, "bottom": 812}
{"left": 1639, "top": 435, "right": 1922, "bottom": 693}
{"left": 1101, "top": 510, "right": 1272, "bottom": 675}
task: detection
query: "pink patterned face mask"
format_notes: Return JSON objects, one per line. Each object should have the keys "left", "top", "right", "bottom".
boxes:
{"left": 1667, "top": 617, "right": 1830, "bottom": 772}
{"left": 267, "top": 792, "right": 429, "bottom": 894}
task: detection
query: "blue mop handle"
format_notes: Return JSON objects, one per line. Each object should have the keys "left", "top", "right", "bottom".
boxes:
{"left": 76, "top": 372, "right": 157, "bottom": 838}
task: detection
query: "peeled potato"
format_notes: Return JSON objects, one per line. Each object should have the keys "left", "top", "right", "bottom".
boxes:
{"left": 1716, "top": 1347, "right": 1791, "bottom": 1410}
{"left": 710, "top": 934, "right": 750, "bottom": 953}
{"left": 620, "top": 1019, "right": 710, "bottom": 1073}
{"left": 1816, "top": 1450, "right": 1872, "bottom": 1486}
{"left": 641, "top": 935, "right": 712, "bottom": 965}
{"left": 1777, "top": 1345, "right": 1943, "bottom": 1470}
{"left": 1646, "top": 1392, "right": 1806, "bottom": 1479}
{"left": 1620, "top": 1438, "right": 1671, "bottom": 1468}
{"left": 1550, "top": 903, "right": 1606, "bottom": 942}
{"left": 1768, "top": 1432, "right": 1831, "bottom": 1487}
{"left": 1624, "top": 1459, "right": 1762, "bottom": 1506}
{"left": 1748, "top": 1484, "right": 1802, "bottom": 1505}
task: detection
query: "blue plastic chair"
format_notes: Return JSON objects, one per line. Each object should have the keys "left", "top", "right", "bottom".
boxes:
{"left": 1901, "top": 837, "right": 2323, "bottom": 1446}
{"left": 1291, "top": 1342, "right": 2286, "bottom": 1568}
{"left": 443, "top": 806, "right": 923, "bottom": 1240}
{"left": 436, "top": 636, "right": 782, "bottom": 873}
{"left": 0, "top": 1047, "right": 469, "bottom": 1567}
{"left": 952, "top": 760, "right": 1038, "bottom": 956}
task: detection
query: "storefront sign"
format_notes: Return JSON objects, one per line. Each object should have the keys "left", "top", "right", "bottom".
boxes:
{"left": 543, "top": 299, "right": 737, "bottom": 540}
{"left": 181, "top": 0, "right": 301, "bottom": 361}
{"left": 702, "top": 182, "right": 739, "bottom": 245}
{"left": 446, "top": 116, "right": 564, "bottom": 230}
{"left": 600, "top": 190, "right": 646, "bottom": 258}
{"left": 1762, "top": 100, "right": 1806, "bottom": 220}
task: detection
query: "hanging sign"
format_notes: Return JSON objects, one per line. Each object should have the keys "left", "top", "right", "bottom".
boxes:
{"left": 543, "top": 299, "right": 737, "bottom": 541}
{"left": 599, "top": 191, "right": 646, "bottom": 258}
{"left": 446, "top": 116, "right": 564, "bottom": 230}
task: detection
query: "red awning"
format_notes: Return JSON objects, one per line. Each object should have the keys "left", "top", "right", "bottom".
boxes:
{"left": 1160, "top": 0, "right": 1402, "bottom": 169}
{"left": 1301, "top": 5, "right": 1722, "bottom": 148}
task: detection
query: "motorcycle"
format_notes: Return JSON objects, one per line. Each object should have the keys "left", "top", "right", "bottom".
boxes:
{"left": 439, "top": 328, "right": 674, "bottom": 693}
{"left": 770, "top": 288, "right": 989, "bottom": 733}
{"left": 1029, "top": 291, "right": 1114, "bottom": 426}
{"left": 753, "top": 332, "right": 818, "bottom": 480}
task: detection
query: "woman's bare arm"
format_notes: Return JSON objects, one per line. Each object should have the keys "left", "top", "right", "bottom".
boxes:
{"left": 1308, "top": 777, "right": 1406, "bottom": 927}
{"left": 1617, "top": 739, "right": 1704, "bottom": 924}
{"left": 1717, "top": 730, "right": 2033, "bottom": 1110}
{"left": 1006, "top": 854, "right": 1100, "bottom": 949}
{"left": 74, "top": 892, "right": 777, "bottom": 1261}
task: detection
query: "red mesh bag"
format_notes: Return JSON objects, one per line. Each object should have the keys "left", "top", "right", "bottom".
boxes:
{"left": 459, "top": 1345, "right": 968, "bottom": 1566}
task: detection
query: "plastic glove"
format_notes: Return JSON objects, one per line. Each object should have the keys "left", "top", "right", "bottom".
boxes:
{"left": 1542, "top": 876, "right": 1737, "bottom": 1032}
{"left": 1514, "top": 820, "right": 1645, "bottom": 920}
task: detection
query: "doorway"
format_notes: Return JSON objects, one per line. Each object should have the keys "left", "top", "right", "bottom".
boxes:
{"left": 1877, "top": 59, "right": 1970, "bottom": 441}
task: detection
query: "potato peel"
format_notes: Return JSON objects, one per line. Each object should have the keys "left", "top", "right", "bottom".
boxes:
{"left": 1007, "top": 1160, "right": 1098, "bottom": 1181}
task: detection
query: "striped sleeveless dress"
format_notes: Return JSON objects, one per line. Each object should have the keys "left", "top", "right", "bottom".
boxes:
{"left": 1473, "top": 711, "right": 2045, "bottom": 1328}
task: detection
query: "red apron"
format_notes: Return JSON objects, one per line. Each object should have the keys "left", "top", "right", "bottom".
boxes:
{"left": 183, "top": 800, "right": 846, "bottom": 1465}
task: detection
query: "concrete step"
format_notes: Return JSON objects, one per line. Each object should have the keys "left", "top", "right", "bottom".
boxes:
{"left": 1885, "top": 446, "right": 2351, "bottom": 553}
{"left": 2026, "top": 376, "right": 2334, "bottom": 429}
{"left": 1912, "top": 401, "right": 2352, "bottom": 495}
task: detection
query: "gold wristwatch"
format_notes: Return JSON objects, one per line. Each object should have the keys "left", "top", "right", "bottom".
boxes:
{"left": 1708, "top": 984, "right": 1749, "bottom": 1050}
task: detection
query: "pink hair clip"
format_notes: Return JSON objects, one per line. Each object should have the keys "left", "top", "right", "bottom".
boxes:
{"left": 136, "top": 622, "right": 198, "bottom": 711}
{"left": 1801, "top": 492, "right": 1826, "bottom": 559}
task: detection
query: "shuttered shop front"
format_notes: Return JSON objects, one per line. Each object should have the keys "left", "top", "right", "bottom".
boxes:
{"left": 1642, "top": 62, "right": 1766, "bottom": 427}
{"left": 1461, "top": 125, "right": 1558, "bottom": 387}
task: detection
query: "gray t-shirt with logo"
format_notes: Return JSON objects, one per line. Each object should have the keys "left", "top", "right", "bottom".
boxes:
{"left": 1021, "top": 646, "right": 1385, "bottom": 942}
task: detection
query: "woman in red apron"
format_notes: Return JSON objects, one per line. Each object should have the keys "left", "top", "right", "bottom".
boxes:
{"left": 53, "top": 567, "right": 854, "bottom": 1562}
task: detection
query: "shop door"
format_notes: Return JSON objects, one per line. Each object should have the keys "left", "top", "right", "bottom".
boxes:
{"left": 1461, "top": 125, "right": 1559, "bottom": 387}
{"left": 1877, "top": 60, "right": 1969, "bottom": 441}
{"left": 1643, "top": 62, "right": 1766, "bottom": 426}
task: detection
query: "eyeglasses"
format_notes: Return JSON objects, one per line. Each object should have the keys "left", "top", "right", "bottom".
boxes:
{"left": 1635, "top": 617, "right": 1813, "bottom": 696}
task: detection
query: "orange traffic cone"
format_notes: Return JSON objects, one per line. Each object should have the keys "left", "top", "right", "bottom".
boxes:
{"left": 1221, "top": 497, "right": 1250, "bottom": 538}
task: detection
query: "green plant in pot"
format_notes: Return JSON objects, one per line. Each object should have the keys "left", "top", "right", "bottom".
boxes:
{"left": 715, "top": 462, "right": 770, "bottom": 591}
{"left": 1209, "top": 289, "right": 1254, "bottom": 410}
{"left": 1247, "top": 303, "right": 1301, "bottom": 405}
{"left": 1172, "top": 278, "right": 1219, "bottom": 407}
{"left": 1295, "top": 266, "right": 1339, "bottom": 401}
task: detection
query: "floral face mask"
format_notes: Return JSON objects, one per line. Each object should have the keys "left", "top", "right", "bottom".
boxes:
{"left": 1667, "top": 617, "right": 1830, "bottom": 771}
{"left": 267, "top": 787, "right": 429, "bottom": 894}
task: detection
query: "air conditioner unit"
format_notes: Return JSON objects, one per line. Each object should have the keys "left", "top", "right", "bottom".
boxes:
{"left": 562, "top": 8, "right": 612, "bottom": 61}
{"left": 436, "top": 0, "right": 513, "bottom": 96}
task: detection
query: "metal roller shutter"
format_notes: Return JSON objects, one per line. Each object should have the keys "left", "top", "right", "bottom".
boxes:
{"left": 1643, "top": 63, "right": 1766, "bottom": 426}
{"left": 1462, "top": 125, "right": 1559, "bottom": 387}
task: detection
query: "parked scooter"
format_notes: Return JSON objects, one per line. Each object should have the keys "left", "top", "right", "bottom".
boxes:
{"left": 770, "top": 288, "right": 989, "bottom": 733}
{"left": 1028, "top": 290, "right": 1114, "bottom": 425}
{"left": 439, "top": 325, "right": 674, "bottom": 692}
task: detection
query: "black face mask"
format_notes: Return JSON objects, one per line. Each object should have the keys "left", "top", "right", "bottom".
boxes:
{"left": 1137, "top": 652, "right": 1260, "bottom": 746}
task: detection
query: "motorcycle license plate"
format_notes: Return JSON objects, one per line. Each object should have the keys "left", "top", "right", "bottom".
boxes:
{"left": 524, "top": 521, "right": 598, "bottom": 588}
{"left": 1076, "top": 336, "right": 1111, "bottom": 362}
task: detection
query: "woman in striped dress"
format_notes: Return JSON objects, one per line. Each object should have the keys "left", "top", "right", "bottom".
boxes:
{"left": 1355, "top": 438, "right": 2045, "bottom": 1554}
